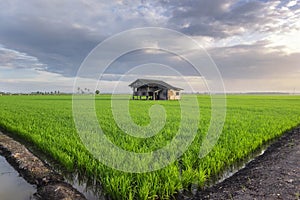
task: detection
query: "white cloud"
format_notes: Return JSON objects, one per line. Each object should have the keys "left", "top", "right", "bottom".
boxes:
{"left": 0, "top": 45, "right": 46, "bottom": 70}
{"left": 286, "top": 0, "right": 298, "bottom": 7}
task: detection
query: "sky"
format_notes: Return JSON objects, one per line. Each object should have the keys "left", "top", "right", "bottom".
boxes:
{"left": 0, "top": 0, "right": 299, "bottom": 93}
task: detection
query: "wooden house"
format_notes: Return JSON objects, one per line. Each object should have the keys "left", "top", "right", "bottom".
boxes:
{"left": 129, "top": 79, "right": 183, "bottom": 100}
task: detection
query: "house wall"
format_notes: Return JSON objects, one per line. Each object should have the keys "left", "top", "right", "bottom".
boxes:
{"left": 168, "top": 89, "right": 181, "bottom": 100}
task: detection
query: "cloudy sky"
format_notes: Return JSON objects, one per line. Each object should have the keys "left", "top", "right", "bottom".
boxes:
{"left": 0, "top": 0, "right": 299, "bottom": 93}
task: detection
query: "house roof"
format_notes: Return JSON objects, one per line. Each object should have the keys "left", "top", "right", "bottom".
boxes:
{"left": 129, "top": 79, "right": 183, "bottom": 90}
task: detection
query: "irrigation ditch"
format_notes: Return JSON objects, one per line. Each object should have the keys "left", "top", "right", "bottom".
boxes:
{"left": 194, "top": 125, "right": 300, "bottom": 200}
{"left": 0, "top": 154, "right": 36, "bottom": 199}
{"left": 0, "top": 131, "right": 86, "bottom": 200}
{"left": 0, "top": 125, "right": 299, "bottom": 200}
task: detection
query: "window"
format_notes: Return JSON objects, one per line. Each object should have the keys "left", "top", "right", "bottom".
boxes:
{"left": 176, "top": 92, "right": 179, "bottom": 96}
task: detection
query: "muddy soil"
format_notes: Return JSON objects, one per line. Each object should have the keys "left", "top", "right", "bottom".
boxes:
{"left": 195, "top": 126, "right": 300, "bottom": 200}
{"left": 0, "top": 132, "right": 86, "bottom": 200}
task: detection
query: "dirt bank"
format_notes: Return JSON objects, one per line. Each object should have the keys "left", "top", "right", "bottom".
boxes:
{"left": 0, "top": 132, "right": 86, "bottom": 200}
{"left": 195, "top": 126, "right": 300, "bottom": 200}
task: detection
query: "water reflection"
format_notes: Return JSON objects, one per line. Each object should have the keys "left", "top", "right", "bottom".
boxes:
{"left": 0, "top": 156, "right": 36, "bottom": 200}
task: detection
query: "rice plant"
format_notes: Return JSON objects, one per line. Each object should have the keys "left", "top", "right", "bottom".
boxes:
{"left": 0, "top": 94, "right": 299, "bottom": 199}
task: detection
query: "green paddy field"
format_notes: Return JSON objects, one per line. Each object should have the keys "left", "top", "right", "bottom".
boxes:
{"left": 0, "top": 94, "right": 299, "bottom": 199}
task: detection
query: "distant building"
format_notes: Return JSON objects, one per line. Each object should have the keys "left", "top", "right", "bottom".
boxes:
{"left": 129, "top": 79, "right": 183, "bottom": 100}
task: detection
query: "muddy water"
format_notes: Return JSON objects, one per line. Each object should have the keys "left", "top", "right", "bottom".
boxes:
{"left": 61, "top": 172, "right": 106, "bottom": 200}
{"left": 0, "top": 155, "right": 36, "bottom": 200}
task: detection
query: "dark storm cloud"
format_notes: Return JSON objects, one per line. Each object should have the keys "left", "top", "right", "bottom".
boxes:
{"left": 160, "top": 0, "right": 298, "bottom": 37}
{"left": 0, "top": 0, "right": 167, "bottom": 77}
{"left": 160, "top": 0, "right": 236, "bottom": 37}
{"left": 0, "top": 0, "right": 299, "bottom": 91}
{"left": 0, "top": 2, "right": 100, "bottom": 76}
{"left": 104, "top": 49, "right": 199, "bottom": 77}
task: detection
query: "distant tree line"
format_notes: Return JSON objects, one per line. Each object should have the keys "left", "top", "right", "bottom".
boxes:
{"left": 0, "top": 91, "right": 63, "bottom": 95}
{"left": 0, "top": 88, "right": 101, "bottom": 95}
{"left": 31, "top": 91, "right": 61, "bottom": 95}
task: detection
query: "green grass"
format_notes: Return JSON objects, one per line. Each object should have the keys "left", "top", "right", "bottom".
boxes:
{"left": 0, "top": 94, "right": 299, "bottom": 199}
